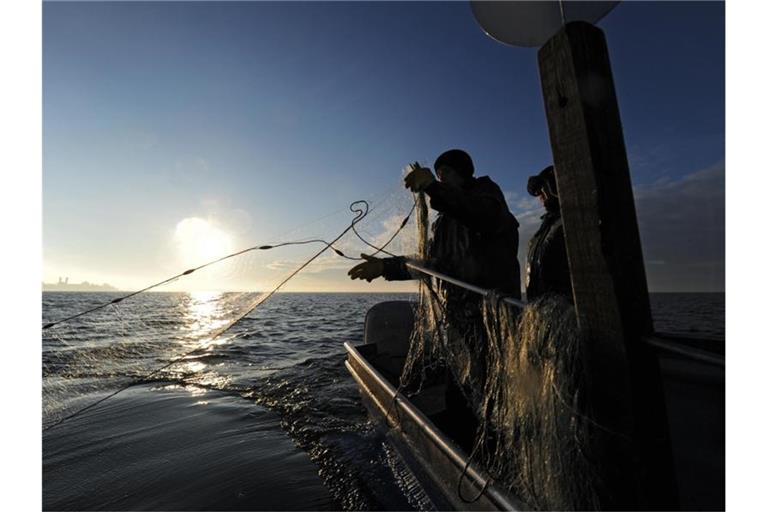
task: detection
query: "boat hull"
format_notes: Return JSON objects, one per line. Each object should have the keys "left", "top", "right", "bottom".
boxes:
{"left": 345, "top": 300, "right": 724, "bottom": 510}
{"left": 344, "top": 341, "right": 525, "bottom": 511}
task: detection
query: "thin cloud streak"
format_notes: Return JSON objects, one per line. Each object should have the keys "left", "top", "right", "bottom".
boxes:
{"left": 504, "top": 161, "right": 725, "bottom": 293}
{"left": 634, "top": 161, "right": 724, "bottom": 292}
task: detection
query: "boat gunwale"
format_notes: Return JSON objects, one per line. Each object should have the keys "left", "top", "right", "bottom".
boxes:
{"left": 344, "top": 341, "right": 524, "bottom": 511}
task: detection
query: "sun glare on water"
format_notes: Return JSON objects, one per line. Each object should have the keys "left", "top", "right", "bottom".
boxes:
{"left": 174, "top": 217, "right": 234, "bottom": 268}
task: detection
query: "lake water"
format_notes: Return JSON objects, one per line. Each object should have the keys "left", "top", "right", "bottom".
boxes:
{"left": 42, "top": 291, "right": 724, "bottom": 510}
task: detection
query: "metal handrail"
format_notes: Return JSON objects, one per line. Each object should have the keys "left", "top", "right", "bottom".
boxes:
{"left": 405, "top": 261, "right": 526, "bottom": 309}
{"left": 404, "top": 260, "right": 725, "bottom": 368}
{"left": 643, "top": 336, "right": 724, "bottom": 367}
{"left": 344, "top": 343, "right": 525, "bottom": 511}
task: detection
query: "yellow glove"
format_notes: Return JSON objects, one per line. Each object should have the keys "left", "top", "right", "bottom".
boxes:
{"left": 404, "top": 165, "right": 435, "bottom": 193}
{"left": 348, "top": 254, "right": 385, "bottom": 282}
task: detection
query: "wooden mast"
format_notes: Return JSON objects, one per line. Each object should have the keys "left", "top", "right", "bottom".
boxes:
{"left": 538, "top": 21, "right": 678, "bottom": 509}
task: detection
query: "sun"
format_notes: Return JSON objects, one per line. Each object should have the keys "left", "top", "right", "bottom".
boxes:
{"left": 174, "top": 217, "right": 234, "bottom": 268}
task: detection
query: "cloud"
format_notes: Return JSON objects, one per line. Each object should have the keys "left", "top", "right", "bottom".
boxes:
{"left": 504, "top": 189, "right": 546, "bottom": 266}
{"left": 626, "top": 141, "right": 672, "bottom": 174}
{"left": 198, "top": 198, "right": 254, "bottom": 239}
{"left": 505, "top": 161, "right": 724, "bottom": 293}
{"left": 633, "top": 161, "right": 724, "bottom": 291}
{"left": 261, "top": 162, "right": 725, "bottom": 293}
{"left": 634, "top": 162, "right": 725, "bottom": 257}
{"left": 504, "top": 190, "right": 540, "bottom": 213}
{"left": 263, "top": 198, "right": 428, "bottom": 278}
{"left": 362, "top": 209, "right": 430, "bottom": 257}
{"left": 266, "top": 254, "right": 353, "bottom": 275}
{"left": 251, "top": 194, "right": 421, "bottom": 284}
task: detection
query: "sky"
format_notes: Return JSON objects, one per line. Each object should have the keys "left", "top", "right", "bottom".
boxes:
{"left": 42, "top": 0, "right": 725, "bottom": 293}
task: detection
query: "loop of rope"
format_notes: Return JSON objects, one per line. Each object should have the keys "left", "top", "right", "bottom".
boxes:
{"left": 457, "top": 442, "right": 492, "bottom": 504}
{"left": 42, "top": 197, "right": 416, "bottom": 331}
{"left": 351, "top": 200, "right": 417, "bottom": 258}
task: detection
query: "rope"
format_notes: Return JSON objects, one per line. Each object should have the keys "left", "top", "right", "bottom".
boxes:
{"left": 42, "top": 240, "right": 346, "bottom": 331}
{"left": 43, "top": 198, "right": 417, "bottom": 431}
{"left": 457, "top": 443, "right": 491, "bottom": 504}
{"left": 351, "top": 200, "right": 416, "bottom": 258}
{"left": 41, "top": 198, "right": 415, "bottom": 331}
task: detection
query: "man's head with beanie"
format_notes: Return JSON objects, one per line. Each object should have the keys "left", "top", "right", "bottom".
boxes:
{"left": 527, "top": 165, "right": 559, "bottom": 212}
{"left": 434, "top": 149, "right": 474, "bottom": 189}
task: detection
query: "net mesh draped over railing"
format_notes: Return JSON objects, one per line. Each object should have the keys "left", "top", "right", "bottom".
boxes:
{"left": 398, "top": 194, "right": 603, "bottom": 510}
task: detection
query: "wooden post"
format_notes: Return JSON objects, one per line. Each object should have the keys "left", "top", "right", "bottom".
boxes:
{"left": 538, "top": 21, "right": 678, "bottom": 509}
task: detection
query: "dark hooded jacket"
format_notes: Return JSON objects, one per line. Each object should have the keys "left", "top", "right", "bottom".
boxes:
{"left": 381, "top": 176, "right": 521, "bottom": 300}
{"left": 382, "top": 175, "right": 520, "bottom": 418}
{"left": 525, "top": 206, "right": 572, "bottom": 301}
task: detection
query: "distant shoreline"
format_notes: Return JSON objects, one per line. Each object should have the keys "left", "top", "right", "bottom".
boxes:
{"left": 42, "top": 282, "right": 118, "bottom": 292}
{"left": 40, "top": 289, "right": 418, "bottom": 294}
{"left": 41, "top": 289, "right": 723, "bottom": 294}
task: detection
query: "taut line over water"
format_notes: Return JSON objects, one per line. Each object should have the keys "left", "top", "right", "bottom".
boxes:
{"left": 43, "top": 198, "right": 416, "bottom": 431}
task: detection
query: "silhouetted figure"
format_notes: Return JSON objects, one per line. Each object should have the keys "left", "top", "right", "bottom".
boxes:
{"left": 348, "top": 149, "right": 520, "bottom": 297}
{"left": 525, "top": 165, "right": 572, "bottom": 301}
{"left": 349, "top": 149, "right": 520, "bottom": 445}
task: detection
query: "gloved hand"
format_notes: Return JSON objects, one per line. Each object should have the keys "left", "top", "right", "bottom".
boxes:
{"left": 404, "top": 165, "right": 435, "bottom": 193}
{"left": 348, "top": 254, "right": 385, "bottom": 282}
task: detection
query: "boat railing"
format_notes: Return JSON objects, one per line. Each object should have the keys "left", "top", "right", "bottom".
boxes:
{"left": 404, "top": 260, "right": 724, "bottom": 368}
{"left": 405, "top": 261, "right": 526, "bottom": 309}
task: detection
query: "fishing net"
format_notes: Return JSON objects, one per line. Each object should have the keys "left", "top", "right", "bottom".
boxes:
{"left": 43, "top": 176, "right": 419, "bottom": 431}
{"left": 478, "top": 296, "right": 602, "bottom": 510}
{"left": 400, "top": 194, "right": 604, "bottom": 510}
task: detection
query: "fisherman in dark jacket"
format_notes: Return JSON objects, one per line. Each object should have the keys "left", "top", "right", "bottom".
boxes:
{"left": 349, "top": 150, "right": 520, "bottom": 435}
{"left": 348, "top": 149, "right": 520, "bottom": 299}
{"left": 525, "top": 165, "right": 572, "bottom": 301}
